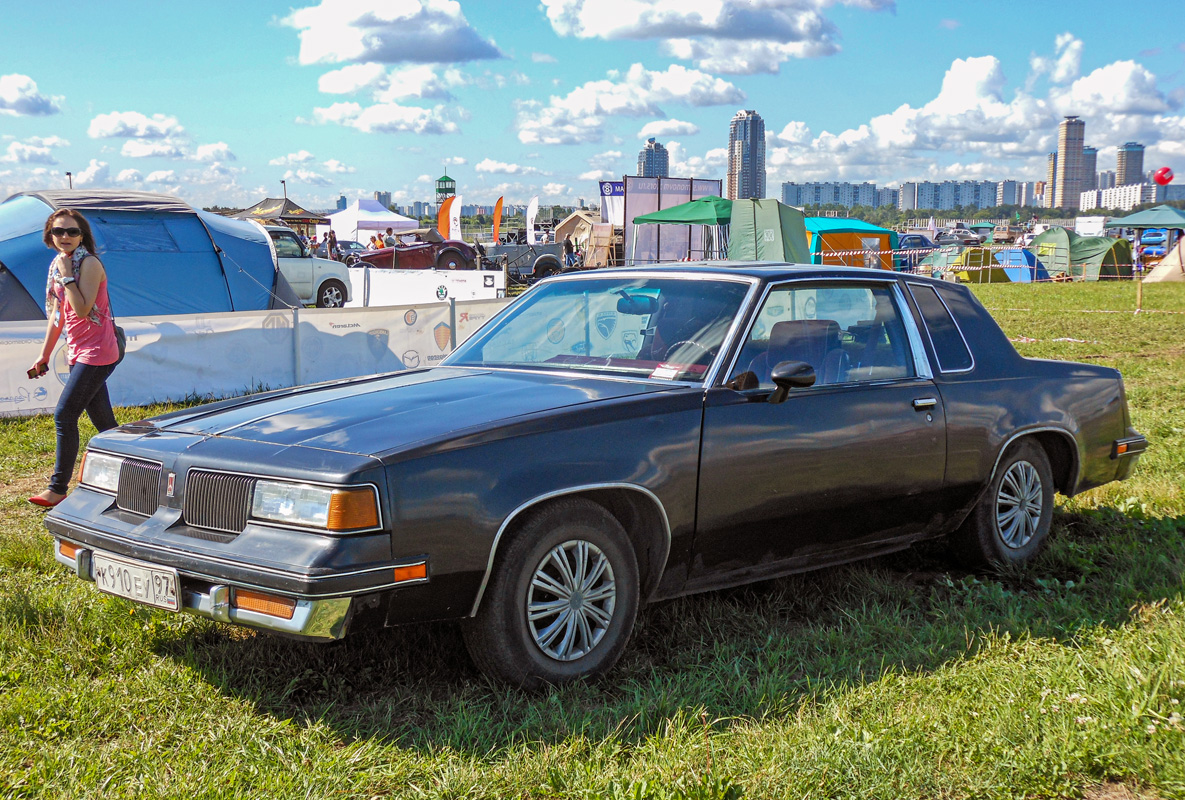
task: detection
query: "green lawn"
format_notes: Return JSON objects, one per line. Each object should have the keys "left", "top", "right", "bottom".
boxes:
{"left": 2, "top": 282, "right": 1183, "bottom": 799}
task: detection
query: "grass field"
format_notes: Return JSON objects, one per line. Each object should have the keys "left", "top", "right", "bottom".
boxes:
{"left": 1, "top": 282, "right": 1183, "bottom": 799}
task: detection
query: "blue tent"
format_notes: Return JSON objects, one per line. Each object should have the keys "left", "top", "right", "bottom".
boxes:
{"left": 0, "top": 190, "right": 296, "bottom": 321}
{"left": 992, "top": 247, "right": 1052, "bottom": 283}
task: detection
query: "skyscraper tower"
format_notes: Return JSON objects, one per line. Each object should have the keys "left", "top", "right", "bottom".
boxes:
{"left": 637, "top": 138, "right": 670, "bottom": 178}
{"left": 727, "top": 110, "right": 765, "bottom": 200}
{"left": 1117, "top": 142, "right": 1145, "bottom": 186}
{"left": 1081, "top": 146, "right": 1098, "bottom": 192}
{"left": 1045, "top": 152, "right": 1058, "bottom": 208}
{"left": 1054, "top": 116, "right": 1085, "bottom": 209}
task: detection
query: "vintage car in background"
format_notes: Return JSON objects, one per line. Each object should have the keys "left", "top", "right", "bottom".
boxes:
{"left": 354, "top": 227, "right": 478, "bottom": 270}
{"left": 46, "top": 264, "right": 1145, "bottom": 688}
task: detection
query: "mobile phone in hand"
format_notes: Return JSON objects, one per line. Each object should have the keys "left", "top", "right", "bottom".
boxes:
{"left": 27, "top": 363, "right": 48, "bottom": 379}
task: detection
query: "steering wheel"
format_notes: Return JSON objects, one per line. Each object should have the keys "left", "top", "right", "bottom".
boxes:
{"left": 664, "top": 339, "right": 714, "bottom": 364}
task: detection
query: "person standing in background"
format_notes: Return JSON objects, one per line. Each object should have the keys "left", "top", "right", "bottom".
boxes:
{"left": 28, "top": 209, "right": 120, "bottom": 508}
{"left": 326, "top": 229, "right": 339, "bottom": 260}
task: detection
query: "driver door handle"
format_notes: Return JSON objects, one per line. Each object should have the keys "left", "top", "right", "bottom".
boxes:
{"left": 912, "top": 397, "right": 938, "bottom": 410}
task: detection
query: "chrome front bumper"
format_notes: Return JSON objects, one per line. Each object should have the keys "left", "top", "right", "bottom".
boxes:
{"left": 54, "top": 539, "right": 351, "bottom": 640}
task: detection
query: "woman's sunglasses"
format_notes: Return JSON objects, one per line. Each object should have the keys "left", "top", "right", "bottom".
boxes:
{"left": 51, "top": 227, "right": 82, "bottom": 237}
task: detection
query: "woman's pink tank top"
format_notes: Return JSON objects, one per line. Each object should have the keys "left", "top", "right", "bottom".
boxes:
{"left": 55, "top": 277, "right": 119, "bottom": 366}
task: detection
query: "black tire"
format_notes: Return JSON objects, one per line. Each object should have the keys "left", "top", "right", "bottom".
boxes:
{"left": 536, "top": 261, "right": 561, "bottom": 280}
{"left": 436, "top": 251, "right": 462, "bottom": 270}
{"left": 951, "top": 439, "right": 1054, "bottom": 568}
{"left": 462, "top": 498, "right": 639, "bottom": 689}
{"left": 315, "top": 279, "right": 347, "bottom": 308}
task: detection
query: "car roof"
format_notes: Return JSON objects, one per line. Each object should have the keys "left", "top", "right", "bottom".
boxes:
{"left": 572, "top": 261, "right": 933, "bottom": 283}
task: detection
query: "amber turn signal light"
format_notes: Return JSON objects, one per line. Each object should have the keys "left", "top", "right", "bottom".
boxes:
{"left": 232, "top": 589, "right": 297, "bottom": 620}
{"left": 326, "top": 488, "right": 380, "bottom": 531}
{"left": 1115, "top": 442, "right": 1128, "bottom": 455}
{"left": 59, "top": 540, "right": 80, "bottom": 560}
{"left": 393, "top": 563, "right": 427, "bottom": 583}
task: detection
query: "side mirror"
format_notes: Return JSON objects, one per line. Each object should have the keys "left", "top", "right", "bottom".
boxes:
{"left": 768, "top": 360, "right": 816, "bottom": 404}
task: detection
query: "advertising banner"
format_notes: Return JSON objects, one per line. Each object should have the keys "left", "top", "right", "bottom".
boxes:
{"left": 599, "top": 181, "right": 625, "bottom": 226}
{"left": 347, "top": 268, "right": 504, "bottom": 308}
{"left": 623, "top": 176, "right": 723, "bottom": 265}
{"left": 526, "top": 196, "right": 540, "bottom": 244}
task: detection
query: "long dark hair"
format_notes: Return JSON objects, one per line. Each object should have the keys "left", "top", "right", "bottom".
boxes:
{"left": 43, "top": 208, "right": 99, "bottom": 255}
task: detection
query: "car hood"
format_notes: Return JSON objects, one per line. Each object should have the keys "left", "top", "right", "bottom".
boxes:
{"left": 152, "top": 368, "right": 680, "bottom": 457}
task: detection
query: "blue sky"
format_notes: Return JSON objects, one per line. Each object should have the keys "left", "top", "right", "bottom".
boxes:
{"left": 3, "top": 0, "right": 1184, "bottom": 210}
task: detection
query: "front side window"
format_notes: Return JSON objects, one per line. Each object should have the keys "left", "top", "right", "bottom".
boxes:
{"left": 446, "top": 276, "right": 751, "bottom": 382}
{"left": 729, "top": 283, "right": 915, "bottom": 388}
{"left": 272, "top": 234, "right": 304, "bottom": 259}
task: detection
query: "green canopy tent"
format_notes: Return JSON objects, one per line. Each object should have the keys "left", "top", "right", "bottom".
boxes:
{"left": 631, "top": 196, "right": 733, "bottom": 261}
{"left": 726, "top": 199, "right": 811, "bottom": 263}
{"left": 1102, "top": 205, "right": 1185, "bottom": 230}
{"left": 968, "top": 221, "right": 995, "bottom": 244}
{"left": 1030, "top": 227, "right": 1133, "bottom": 280}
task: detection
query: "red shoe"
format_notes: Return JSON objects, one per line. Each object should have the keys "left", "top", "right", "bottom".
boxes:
{"left": 28, "top": 493, "right": 66, "bottom": 508}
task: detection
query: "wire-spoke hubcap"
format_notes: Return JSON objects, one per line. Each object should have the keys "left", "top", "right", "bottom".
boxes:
{"left": 527, "top": 540, "right": 616, "bottom": 662}
{"left": 996, "top": 460, "right": 1043, "bottom": 549}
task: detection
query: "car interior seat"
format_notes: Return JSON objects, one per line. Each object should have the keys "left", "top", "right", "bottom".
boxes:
{"left": 747, "top": 319, "right": 847, "bottom": 386}
{"left": 848, "top": 294, "right": 910, "bottom": 380}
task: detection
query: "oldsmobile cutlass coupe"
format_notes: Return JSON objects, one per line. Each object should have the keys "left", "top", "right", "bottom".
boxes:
{"left": 46, "top": 264, "right": 1146, "bottom": 688}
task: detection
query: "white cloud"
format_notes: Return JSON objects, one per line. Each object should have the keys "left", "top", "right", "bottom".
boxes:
{"left": 0, "top": 74, "right": 63, "bottom": 116}
{"left": 666, "top": 142, "right": 727, "bottom": 178}
{"left": 638, "top": 119, "right": 699, "bottom": 138}
{"left": 145, "top": 170, "right": 178, "bottom": 184}
{"left": 121, "top": 139, "right": 187, "bottom": 159}
{"left": 542, "top": 182, "right": 567, "bottom": 196}
{"left": 1051, "top": 60, "right": 1172, "bottom": 116}
{"left": 322, "top": 159, "right": 355, "bottom": 173}
{"left": 579, "top": 169, "right": 615, "bottom": 180}
{"left": 442, "top": 156, "right": 467, "bottom": 165}
{"left": 539, "top": 0, "right": 891, "bottom": 74}
{"left": 74, "top": 159, "right": 111, "bottom": 187}
{"left": 269, "top": 150, "right": 316, "bottom": 166}
{"left": 282, "top": 0, "right": 503, "bottom": 65}
{"left": 311, "top": 100, "right": 461, "bottom": 134}
{"left": 1, "top": 138, "right": 61, "bottom": 164}
{"left": 116, "top": 169, "right": 143, "bottom": 183}
{"left": 373, "top": 66, "right": 468, "bottom": 101}
{"left": 516, "top": 64, "right": 744, "bottom": 144}
{"left": 318, "top": 63, "right": 388, "bottom": 94}
{"left": 475, "top": 158, "right": 543, "bottom": 175}
{"left": 193, "top": 143, "right": 235, "bottom": 162}
{"left": 532, "top": 53, "right": 557, "bottom": 63}
{"left": 284, "top": 168, "right": 333, "bottom": 186}
{"left": 1030, "top": 33, "right": 1084, "bottom": 85}
{"left": 26, "top": 135, "right": 68, "bottom": 148}
{"left": 88, "top": 111, "right": 185, "bottom": 139}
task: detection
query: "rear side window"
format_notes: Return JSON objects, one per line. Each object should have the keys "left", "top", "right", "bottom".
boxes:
{"left": 907, "top": 284, "right": 973, "bottom": 372}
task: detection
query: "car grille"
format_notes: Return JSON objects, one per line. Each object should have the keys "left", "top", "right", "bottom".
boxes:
{"left": 116, "top": 459, "right": 162, "bottom": 516}
{"left": 183, "top": 470, "right": 255, "bottom": 535}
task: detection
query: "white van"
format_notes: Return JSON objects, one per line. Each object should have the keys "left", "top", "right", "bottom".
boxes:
{"left": 264, "top": 225, "right": 352, "bottom": 307}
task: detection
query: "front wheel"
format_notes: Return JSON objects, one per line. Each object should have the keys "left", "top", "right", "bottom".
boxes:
{"left": 315, "top": 279, "right": 347, "bottom": 308}
{"left": 951, "top": 439, "right": 1054, "bottom": 568}
{"left": 436, "top": 251, "right": 462, "bottom": 270}
{"left": 462, "top": 498, "right": 639, "bottom": 689}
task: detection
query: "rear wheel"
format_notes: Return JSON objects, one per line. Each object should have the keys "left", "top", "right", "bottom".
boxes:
{"left": 951, "top": 439, "right": 1054, "bottom": 568}
{"left": 315, "top": 279, "right": 347, "bottom": 308}
{"left": 436, "top": 251, "right": 462, "bottom": 270}
{"left": 462, "top": 498, "right": 639, "bottom": 689}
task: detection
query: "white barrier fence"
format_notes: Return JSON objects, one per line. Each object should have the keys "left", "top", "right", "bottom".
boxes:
{"left": 0, "top": 297, "right": 512, "bottom": 418}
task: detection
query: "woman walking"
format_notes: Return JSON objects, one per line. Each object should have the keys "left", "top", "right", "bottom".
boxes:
{"left": 28, "top": 209, "right": 120, "bottom": 508}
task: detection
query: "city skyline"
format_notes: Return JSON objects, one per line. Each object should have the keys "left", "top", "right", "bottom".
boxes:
{"left": 3, "top": 1, "right": 1185, "bottom": 210}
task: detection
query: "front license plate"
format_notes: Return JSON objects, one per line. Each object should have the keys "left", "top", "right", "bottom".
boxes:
{"left": 91, "top": 551, "right": 180, "bottom": 612}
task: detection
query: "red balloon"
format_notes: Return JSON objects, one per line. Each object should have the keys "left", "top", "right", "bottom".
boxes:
{"left": 1154, "top": 166, "right": 1174, "bottom": 186}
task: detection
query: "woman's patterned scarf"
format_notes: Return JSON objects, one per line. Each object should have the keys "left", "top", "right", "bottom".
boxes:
{"left": 45, "top": 245, "right": 102, "bottom": 326}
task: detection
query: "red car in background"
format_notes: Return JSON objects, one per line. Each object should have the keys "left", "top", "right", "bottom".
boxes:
{"left": 355, "top": 228, "right": 478, "bottom": 270}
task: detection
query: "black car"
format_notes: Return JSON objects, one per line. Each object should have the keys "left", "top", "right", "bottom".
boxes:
{"left": 314, "top": 239, "right": 368, "bottom": 264}
{"left": 46, "top": 264, "right": 1146, "bottom": 688}
{"left": 896, "top": 233, "right": 937, "bottom": 270}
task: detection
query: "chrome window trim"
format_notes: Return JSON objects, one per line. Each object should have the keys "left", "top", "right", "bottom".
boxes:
{"left": 468, "top": 482, "right": 673, "bottom": 617}
{"left": 905, "top": 281, "right": 977, "bottom": 374}
{"left": 182, "top": 467, "right": 384, "bottom": 534}
{"left": 719, "top": 275, "right": 925, "bottom": 387}
{"left": 51, "top": 517, "right": 405, "bottom": 597}
{"left": 892, "top": 282, "right": 935, "bottom": 380}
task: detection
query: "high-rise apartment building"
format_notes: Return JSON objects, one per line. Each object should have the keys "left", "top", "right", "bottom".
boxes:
{"left": 1081, "top": 146, "right": 1098, "bottom": 191}
{"left": 637, "top": 138, "right": 670, "bottom": 178}
{"left": 374, "top": 191, "right": 392, "bottom": 208}
{"left": 1117, "top": 142, "right": 1145, "bottom": 186}
{"left": 727, "top": 110, "right": 765, "bottom": 200}
{"left": 1054, "top": 116, "right": 1085, "bottom": 209}
{"left": 336, "top": 195, "right": 347, "bottom": 211}
{"left": 1098, "top": 170, "right": 1116, "bottom": 190}
{"left": 1045, "top": 153, "right": 1058, "bottom": 208}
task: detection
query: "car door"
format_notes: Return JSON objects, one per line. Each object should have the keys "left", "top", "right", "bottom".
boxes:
{"left": 271, "top": 231, "right": 313, "bottom": 299}
{"left": 689, "top": 280, "right": 948, "bottom": 585}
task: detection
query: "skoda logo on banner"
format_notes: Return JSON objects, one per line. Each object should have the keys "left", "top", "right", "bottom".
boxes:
{"left": 436, "top": 285, "right": 448, "bottom": 300}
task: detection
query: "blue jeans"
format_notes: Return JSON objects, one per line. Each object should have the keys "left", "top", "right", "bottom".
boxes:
{"left": 50, "top": 362, "right": 117, "bottom": 494}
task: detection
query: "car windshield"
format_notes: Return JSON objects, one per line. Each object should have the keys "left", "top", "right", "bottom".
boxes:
{"left": 445, "top": 275, "right": 752, "bottom": 381}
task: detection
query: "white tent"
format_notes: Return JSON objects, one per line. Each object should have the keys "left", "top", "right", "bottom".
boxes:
{"left": 322, "top": 199, "right": 417, "bottom": 243}
{"left": 1144, "top": 238, "right": 1185, "bottom": 283}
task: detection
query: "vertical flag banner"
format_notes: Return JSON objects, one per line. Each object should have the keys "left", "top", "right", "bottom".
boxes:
{"left": 492, "top": 196, "right": 504, "bottom": 242}
{"left": 599, "top": 181, "right": 625, "bottom": 226}
{"left": 449, "top": 194, "right": 463, "bottom": 241}
{"left": 526, "top": 196, "right": 540, "bottom": 244}
{"left": 437, "top": 197, "right": 455, "bottom": 237}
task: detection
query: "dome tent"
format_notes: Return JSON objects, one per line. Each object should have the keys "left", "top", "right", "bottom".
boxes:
{"left": 0, "top": 190, "right": 295, "bottom": 322}
{"left": 1029, "top": 227, "right": 1132, "bottom": 280}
